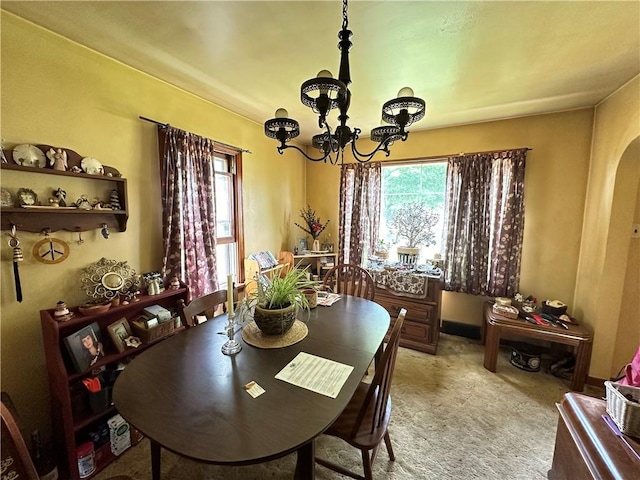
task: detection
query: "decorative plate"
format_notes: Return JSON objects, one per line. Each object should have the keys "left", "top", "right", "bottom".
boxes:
{"left": 12, "top": 144, "right": 46, "bottom": 167}
{"left": 16, "top": 188, "right": 38, "bottom": 206}
{"left": 81, "top": 157, "right": 104, "bottom": 175}
{"left": 80, "top": 257, "right": 138, "bottom": 300}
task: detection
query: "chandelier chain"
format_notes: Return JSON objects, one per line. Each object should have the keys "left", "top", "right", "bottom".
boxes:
{"left": 342, "top": 0, "right": 348, "bottom": 30}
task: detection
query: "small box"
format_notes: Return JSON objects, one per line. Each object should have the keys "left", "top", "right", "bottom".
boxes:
{"left": 143, "top": 305, "right": 172, "bottom": 323}
{"left": 108, "top": 414, "right": 131, "bottom": 456}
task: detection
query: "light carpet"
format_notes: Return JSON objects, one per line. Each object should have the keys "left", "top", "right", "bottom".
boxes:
{"left": 95, "top": 333, "right": 603, "bottom": 479}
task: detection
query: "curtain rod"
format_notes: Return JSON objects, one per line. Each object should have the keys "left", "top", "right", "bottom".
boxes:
{"left": 139, "top": 116, "right": 252, "bottom": 154}
{"left": 370, "top": 147, "right": 532, "bottom": 166}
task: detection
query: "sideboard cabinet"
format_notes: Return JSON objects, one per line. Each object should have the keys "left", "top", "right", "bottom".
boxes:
{"left": 375, "top": 276, "right": 442, "bottom": 354}
{"left": 40, "top": 286, "right": 188, "bottom": 480}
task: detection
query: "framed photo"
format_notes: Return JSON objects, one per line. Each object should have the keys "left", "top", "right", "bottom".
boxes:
{"left": 321, "top": 243, "right": 334, "bottom": 253}
{"left": 107, "top": 318, "right": 132, "bottom": 353}
{"left": 63, "top": 322, "right": 105, "bottom": 373}
{"left": 297, "top": 237, "right": 308, "bottom": 252}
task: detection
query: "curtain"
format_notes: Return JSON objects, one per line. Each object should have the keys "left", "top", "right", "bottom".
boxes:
{"left": 338, "top": 162, "right": 381, "bottom": 266}
{"left": 158, "top": 126, "right": 219, "bottom": 298}
{"left": 442, "top": 149, "right": 527, "bottom": 297}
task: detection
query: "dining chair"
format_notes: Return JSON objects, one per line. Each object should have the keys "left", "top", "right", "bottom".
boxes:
{"left": 178, "top": 286, "right": 238, "bottom": 327}
{"left": 277, "top": 250, "right": 294, "bottom": 276}
{"left": 2, "top": 392, "right": 133, "bottom": 480}
{"left": 322, "top": 264, "right": 376, "bottom": 301}
{"left": 315, "top": 308, "right": 407, "bottom": 480}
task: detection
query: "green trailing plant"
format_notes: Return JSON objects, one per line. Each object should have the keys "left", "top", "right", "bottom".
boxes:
{"left": 250, "top": 264, "right": 319, "bottom": 310}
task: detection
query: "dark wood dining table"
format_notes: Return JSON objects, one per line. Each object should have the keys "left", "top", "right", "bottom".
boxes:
{"left": 113, "top": 295, "right": 390, "bottom": 479}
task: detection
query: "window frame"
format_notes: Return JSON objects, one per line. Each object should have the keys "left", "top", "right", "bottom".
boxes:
{"left": 378, "top": 158, "right": 447, "bottom": 262}
{"left": 212, "top": 144, "right": 245, "bottom": 285}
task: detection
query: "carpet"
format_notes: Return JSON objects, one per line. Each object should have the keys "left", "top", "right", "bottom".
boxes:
{"left": 94, "top": 333, "right": 603, "bottom": 479}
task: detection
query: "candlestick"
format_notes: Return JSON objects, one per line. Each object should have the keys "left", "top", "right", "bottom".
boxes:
{"left": 227, "top": 274, "right": 234, "bottom": 316}
{"left": 221, "top": 274, "right": 241, "bottom": 355}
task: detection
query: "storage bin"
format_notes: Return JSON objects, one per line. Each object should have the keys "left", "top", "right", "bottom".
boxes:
{"left": 131, "top": 319, "right": 174, "bottom": 344}
{"left": 605, "top": 380, "right": 640, "bottom": 437}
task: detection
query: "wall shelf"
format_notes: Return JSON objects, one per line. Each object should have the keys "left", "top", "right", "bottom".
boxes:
{"left": 1, "top": 147, "right": 128, "bottom": 233}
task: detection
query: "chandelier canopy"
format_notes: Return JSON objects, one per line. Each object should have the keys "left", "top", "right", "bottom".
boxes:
{"left": 264, "top": 0, "right": 426, "bottom": 165}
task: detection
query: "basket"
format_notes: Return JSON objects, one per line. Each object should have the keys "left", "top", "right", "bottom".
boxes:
{"left": 605, "top": 380, "right": 640, "bottom": 437}
{"left": 131, "top": 319, "right": 174, "bottom": 344}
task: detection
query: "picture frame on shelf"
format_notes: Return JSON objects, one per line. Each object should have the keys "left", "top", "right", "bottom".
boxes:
{"left": 63, "top": 322, "right": 105, "bottom": 373}
{"left": 321, "top": 243, "right": 334, "bottom": 253}
{"left": 107, "top": 318, "right": 132, "bottom": 353}
{"left": 297, "top": 237, "right": 308, "bottom": 252}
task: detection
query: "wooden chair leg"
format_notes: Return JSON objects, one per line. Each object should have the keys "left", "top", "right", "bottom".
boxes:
{"left": 384, "top": 431, "right": 395, "bottom": 461}
{"left": 362, "top": 449, "right": 373, "bottom": 480}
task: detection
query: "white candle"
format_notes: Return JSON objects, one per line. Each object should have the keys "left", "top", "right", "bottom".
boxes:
{"left": 227, "top": 274, "right": 234, "bottom": 317}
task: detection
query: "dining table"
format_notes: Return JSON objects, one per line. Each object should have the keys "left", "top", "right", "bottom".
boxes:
{"left": 112, "top": 295, "right": 390, "bottom": 479}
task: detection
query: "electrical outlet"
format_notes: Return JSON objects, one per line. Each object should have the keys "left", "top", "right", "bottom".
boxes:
{"left": 633, "top": 223, "right": 640, "bottom": 239}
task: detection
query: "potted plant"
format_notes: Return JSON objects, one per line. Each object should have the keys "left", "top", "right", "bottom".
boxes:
{"left": 389, "top": 201, "right": 439, "bottom": 265}
{"left": 374, "top": 239, "right": 390, "bottom": 259}
{"left": 295, "top": 205, "right": 330, "bottom": 252}
{"left": 247, "top": 266, "right": 319, "bottom": 335}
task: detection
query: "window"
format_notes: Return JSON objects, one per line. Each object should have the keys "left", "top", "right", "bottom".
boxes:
{"left": 378, "top": 161, "right": 447, "bottom": 261}
{"left": 213, "top": 148, "right": 244, "bottom": 287}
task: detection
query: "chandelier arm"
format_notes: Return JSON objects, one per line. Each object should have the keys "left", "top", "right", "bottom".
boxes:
{"left": 350, "top": 137, "right": 392, "bottom": 163}
{"left": 278, "top": 144, "right": 334, "bottom": 163}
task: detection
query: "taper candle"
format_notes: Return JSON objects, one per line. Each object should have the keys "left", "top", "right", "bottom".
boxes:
{"left": 227, "top": 274, "right": 234, "bottom": 316}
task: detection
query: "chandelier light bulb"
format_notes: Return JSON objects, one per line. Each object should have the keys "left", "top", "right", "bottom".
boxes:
{"left": 275, "top": 108, "right": 289, "bottom": 118}
{"left": 317, "top": 70, "right": 334, "bottom": 78}
{"left": 397, "top": 86, "right": 414, "bottom": 98}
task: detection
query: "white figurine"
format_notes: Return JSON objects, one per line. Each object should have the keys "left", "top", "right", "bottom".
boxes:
{"left": 47, "top": 148, "right": 68, "bottom": 171}
{"left": 75, "top": 194, "right": 92, "bottom": 210}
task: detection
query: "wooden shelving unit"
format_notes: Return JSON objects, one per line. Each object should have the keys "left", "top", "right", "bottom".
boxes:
{"left": 40, "top": 286, "right": 188, "bottom": 480}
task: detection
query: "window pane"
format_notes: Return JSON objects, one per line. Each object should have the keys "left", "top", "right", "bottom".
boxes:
{"left": 216, "top": 242, "right": 238, "bottom": 285}
{"left": 215, "top": 173, "right": 233, "bottom": 238}
{"left": 380, "top": 161, "right": 447, "bottom": 262}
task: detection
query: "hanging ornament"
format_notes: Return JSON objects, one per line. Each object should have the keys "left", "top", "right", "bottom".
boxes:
{"left": 33, "top": 229, "right": 70, "bottom": 264}
{"left": 8, "top": 225, "right": 23, "bottom": 302}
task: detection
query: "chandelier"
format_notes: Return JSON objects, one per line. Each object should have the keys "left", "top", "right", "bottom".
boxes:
{"left": 264, "top": 0, "right": 426, "bottom": 165}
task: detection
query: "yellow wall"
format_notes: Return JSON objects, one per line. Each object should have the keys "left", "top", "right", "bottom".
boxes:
{"left": 0, "top": 12, "right": 306, "bottom": 436}
{"left": 308, "top": 110, "right": 595, "bottom": 327}
{"left": 575, "top": 76, "right": 640, "bottom": 379}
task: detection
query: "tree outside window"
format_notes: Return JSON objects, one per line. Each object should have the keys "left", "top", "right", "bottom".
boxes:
{"left": 379, "top": 161, "right": 447, "bottom": 262}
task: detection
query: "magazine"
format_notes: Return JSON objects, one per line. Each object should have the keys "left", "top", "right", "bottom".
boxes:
{"left": 317, "top": 292, "right": 341, "bottom": 307}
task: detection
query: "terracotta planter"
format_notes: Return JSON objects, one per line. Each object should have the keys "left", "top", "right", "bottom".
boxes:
{"left": 253, "top": 303, "right": 296, "bottom": 335}
{"left": 302, "top": 289, "right": 318, "bottom": 309}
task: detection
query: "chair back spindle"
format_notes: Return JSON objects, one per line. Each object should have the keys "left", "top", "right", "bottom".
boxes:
{"left": 322, "top": 264, "right": 375, "bottom": 301}
{"left": 178, "top": 286, "right": 238, "bottom": 327}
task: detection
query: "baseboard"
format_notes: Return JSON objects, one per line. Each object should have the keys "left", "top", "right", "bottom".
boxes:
{"left": 586, "top": 376, "right": 606, "bottom": 389}
{"left": 441, "top": 320, "right": 482, "bottom": 340}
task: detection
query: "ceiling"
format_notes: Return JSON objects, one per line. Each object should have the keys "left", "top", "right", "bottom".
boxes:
{"left": 3, "top": 1, "right": 639, "bottom": 144}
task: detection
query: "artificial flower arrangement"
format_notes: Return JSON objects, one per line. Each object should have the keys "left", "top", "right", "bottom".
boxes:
{"left": 295, "top": 205, "right": 329, "bottom": 240}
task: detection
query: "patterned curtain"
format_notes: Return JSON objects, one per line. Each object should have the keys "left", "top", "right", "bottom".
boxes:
{"left": 442, "top": 149, "right": 527, "bottom": 297}
{"left": 338, "top": 162, "right": 381, "bottom": 266}
{"left": 158, "top": 126, "right": 218, "bottom": 298}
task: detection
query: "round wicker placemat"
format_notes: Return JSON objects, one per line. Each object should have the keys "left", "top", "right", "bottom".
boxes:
{"left": 242, "top": 319, "right": 308, "bottom": 349}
